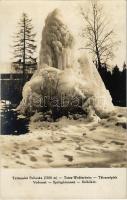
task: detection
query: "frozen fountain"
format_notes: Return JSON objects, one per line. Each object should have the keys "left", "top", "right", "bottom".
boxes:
{"left": 17, "top": 9, "right": 114, "bottom": 120}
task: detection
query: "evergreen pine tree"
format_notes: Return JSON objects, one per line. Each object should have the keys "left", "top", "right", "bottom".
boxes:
{"left": 11, "top": 13, "right": 37, "bottom": 79}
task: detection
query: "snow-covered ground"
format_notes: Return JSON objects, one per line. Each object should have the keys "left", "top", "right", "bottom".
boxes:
{"left": 0, "top": 107, "right": 126, "bottom": 168}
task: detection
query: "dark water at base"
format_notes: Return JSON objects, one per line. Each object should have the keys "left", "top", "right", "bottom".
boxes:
{"left": 0, "top": 101, "right": 29, "bottom": 135}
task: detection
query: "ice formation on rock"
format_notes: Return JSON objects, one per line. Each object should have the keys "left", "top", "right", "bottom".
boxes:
{"left": 39, "top": 9, "right": 74, "bottom": 70}
{"left": 17, "top": 9, "right": 114, "bottom": 120}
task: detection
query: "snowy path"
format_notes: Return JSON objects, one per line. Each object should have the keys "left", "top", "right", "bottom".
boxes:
{"left": 0, "top": 107, "right": 127, "bottom": 168}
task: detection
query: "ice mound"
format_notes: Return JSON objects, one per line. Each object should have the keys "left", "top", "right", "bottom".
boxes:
{"left": 39, "top": 9, "right": 74, "bottom": 70}
{"left": 17, "top": 9, "right": 114, "bottom": 120}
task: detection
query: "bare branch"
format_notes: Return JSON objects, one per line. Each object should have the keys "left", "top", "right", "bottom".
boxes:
{"left": 79, "top": 0, "right": 119, "bottom": 66}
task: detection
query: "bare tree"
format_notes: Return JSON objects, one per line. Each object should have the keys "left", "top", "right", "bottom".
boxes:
{"left": 11, "top": 13, "right": 37, "bottom": 78}
{"left": 80, "top": 0, "right": 119, "bottom": 68}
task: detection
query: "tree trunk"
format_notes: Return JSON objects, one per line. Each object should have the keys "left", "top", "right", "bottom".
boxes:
{"left": 93, "top": 4, "right": 101, "bottom": 69}
{"left": 23, "top": 17, "right": 26, "bottom": 84}
{"left": 96, "top": 46, "right": 101, "bottom": 69}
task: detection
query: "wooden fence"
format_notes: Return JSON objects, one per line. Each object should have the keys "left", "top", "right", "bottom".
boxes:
{"left": 0, "top": 73, "right": 33, "bottom": 104}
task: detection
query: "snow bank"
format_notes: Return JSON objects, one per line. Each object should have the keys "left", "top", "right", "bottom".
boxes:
{"left": 17, "top": 9, "right": 114, "bottom": 120}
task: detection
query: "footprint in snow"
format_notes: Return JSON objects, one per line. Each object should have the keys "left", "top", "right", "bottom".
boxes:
{"left": 75, "top": 146, "right": 81, "bottom": 150}
{"left": 37, "top": 137, "right": 43, "bottom": 140}
{"left": 110, "top": 141, "right": 125, "bottom": 145}
{"left": 30, "top": 156, "right": 37, "bottom": 162}
{"left": 16, "top": 161, "right": 25, "bottom": 165}
{"left": 43, "top": 154, "right": 52, "bottom": 158}
{"left": 21, "top": 149, "right": 28, "bottom": 154}
{"left": 29, "top": 147, "right": 39, "bottom": 150}
{"left": 46, "top": 158, "right": 53, "bottom": 163}
{"left": 15, "top": 155, "right": 20, "bottom": 158}
{"left": 89, "top": 127, "right": 96, "bottom": 131}
{"left": 13, "top": 144, "right": 19, "bottom": 150}
{"left": 64, "top": 155, "right": 73, "bottom": 162}
{"left": 3, "top": 165, "right": 8, "bottom": 168}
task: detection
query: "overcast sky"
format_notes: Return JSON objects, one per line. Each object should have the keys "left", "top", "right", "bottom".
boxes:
{"left": 0, "top": 0, "right": 126, "bottom": 72}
